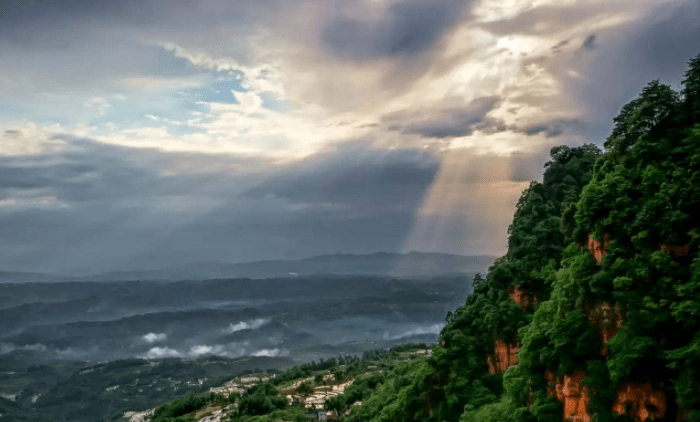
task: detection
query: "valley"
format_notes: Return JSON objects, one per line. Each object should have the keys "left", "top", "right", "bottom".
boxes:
{"left": 0, "top": 254, "right": 488, "bottom": 421}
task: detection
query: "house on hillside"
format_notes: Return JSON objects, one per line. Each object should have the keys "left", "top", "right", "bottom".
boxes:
{"left": 306, "top": 409, "right": 328, "bottom": 421}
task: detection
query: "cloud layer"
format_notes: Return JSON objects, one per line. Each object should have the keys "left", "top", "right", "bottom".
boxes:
{"left": 1, "top": 0, "right": 699, "bottom": 272}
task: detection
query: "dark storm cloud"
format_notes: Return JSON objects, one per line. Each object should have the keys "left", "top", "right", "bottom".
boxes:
{"left": 143, "top": 206, "right": 419, "bottom": 268}
{"left": 557, "top": 0, "right": 700, "bottom": 142}
{"left": 477, "top": 4, "right": 605, "bottom": 36}
{"left": 521, "top": 124, "right": 562, "bottom": 138}
{"left": 245, "top": 142, "right": 440, "bottom": 208}
{"left": 0, "top": 135, "right": 441, "bottom": 273}
{"left": 3, "top": 0, "right": 700, "bottom": 274}
{"left": 550, "top": 39, "right": 570, "bottom": 51}
{"left": 382, "top": 95, "right": 503, "bottom": 138}
{"left": 507, "top": 148, "right": 556, "bottom": 183}
{"left": 106, "top": 142, "right": 442, "bottom": 269}
{"left": 512, "top": 119, "right": 585, "bottom": 139}
{"left": 0, "top": 0, "right": 154, "bottom": 27}
{"left": 620, "top": 2, "right": 700, "bottom": 83}
{"left": 0, "top": 0, "right": 260, "bottom": 35}
{"left": 322, "top": 0, "right": 474, "bottom": 59}
{"left": 0, "top": 137, "right": 253, "bottom": 203}
{"left": 0, "top": 0, "right": 262, "bottom": 91}
{"left": 0, "top": 136, "right": 270, "bottom": 273}
{"left": 0, "top": 0, "right": 160, "bottom": 49}
{"left": 581, "top": 35, "right": 597, "bottom": 51}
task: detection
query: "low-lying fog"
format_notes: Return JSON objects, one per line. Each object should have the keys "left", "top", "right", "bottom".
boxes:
{"left": 0, "top": 275, "right": 474, "bottom": 366}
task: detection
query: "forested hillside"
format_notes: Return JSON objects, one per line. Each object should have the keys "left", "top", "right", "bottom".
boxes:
{"left": 328, "top": 53, "right": 700, "bottom": 422}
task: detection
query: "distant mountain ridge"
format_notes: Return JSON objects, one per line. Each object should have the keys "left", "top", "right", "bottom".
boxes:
{"left": 0, "top": 270, "right": 57, "bottom": 283}
{"left": 0, "top": 252, "right": 496, "bottom": 282}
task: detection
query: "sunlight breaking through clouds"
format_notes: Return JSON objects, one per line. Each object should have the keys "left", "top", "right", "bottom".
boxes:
{"left": 401, "top": 149, "right": 530, "bottom": 257}
{"left": 0, "top": 0, "right": 698, "bottom": 271}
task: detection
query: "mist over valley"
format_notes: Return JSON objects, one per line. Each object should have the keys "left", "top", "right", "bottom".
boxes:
{"left": 0, "top": 252, "right": 490, "bottom": 421}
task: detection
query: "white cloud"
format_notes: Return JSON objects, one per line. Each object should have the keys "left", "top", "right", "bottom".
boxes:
{"left": 0, "top": 195, "right": 70, "bottom": 212}
{"left": 142, "top": 333, "right": 167, "bottom": 343}
{"left": 383, "top": 324, "right": 443, "bottom": 341}
{"left": 155, "top": 42, "right": 286, "bottom": 96}
{"left": 252, "top": 348, "right": 288, "bottom": 357}
{"left": 115, "top": 76, "right": 204, "bottom": 91}
{"left": 0, "top": 123, "right": 70, "bottom": 156}
{"left": 0, "top": 342, "right": 47, "bottom": 354}
{"left": 189, "top": 344, "right": 226, "bottom": 357}
{"left": 223, "top": 318, "right": 270, "bottom": 334}
{"left": 143, "top": 347, "right": 180, "bottom": 359}
{"left": 232, "top": 90, "right": 263, "bottom": 110}
{"left": 82, "top": 97, "right": 112, "bottom": 115}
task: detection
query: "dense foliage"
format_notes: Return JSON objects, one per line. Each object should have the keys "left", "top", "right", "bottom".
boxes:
{"left": 510, "top": 58, "right": 700, "bottom": 422}
{"left": 324, "top": 53, "right": 700, "bottom": 422}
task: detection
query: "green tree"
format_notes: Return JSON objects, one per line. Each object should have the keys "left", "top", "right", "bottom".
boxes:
{"left": 681, "top": 53, "right": 700, "bottom": 124}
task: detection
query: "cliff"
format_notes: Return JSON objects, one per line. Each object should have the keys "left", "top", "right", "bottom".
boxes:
{"left": 475, "top": 54, "right": 700, "bottom": 422}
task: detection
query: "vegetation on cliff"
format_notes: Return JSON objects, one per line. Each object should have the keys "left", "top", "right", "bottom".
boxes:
{"left": 327, "top": 52, "right": 700, "bottom": 422}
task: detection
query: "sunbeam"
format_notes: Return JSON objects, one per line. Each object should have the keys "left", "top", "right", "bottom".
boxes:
{"left": 400, "top": 148, "right": 529, "bottom": 257}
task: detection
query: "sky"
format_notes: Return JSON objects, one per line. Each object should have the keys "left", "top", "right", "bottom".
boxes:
{"left": 0, "top": 0, "right": 699, "bottom": 274}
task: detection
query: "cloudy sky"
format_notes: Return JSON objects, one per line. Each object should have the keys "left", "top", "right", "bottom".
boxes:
{"left": 1, "top": 0, "right": 699, "bottom": 274}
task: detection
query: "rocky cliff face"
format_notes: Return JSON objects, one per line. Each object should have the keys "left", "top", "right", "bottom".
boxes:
{"left": 486, "top": 236, "right": 697, "bottom": 422}
{"left": 541, "top": 240, "right": 692, "bottom": 422}
{"left": 486, "top": 287, "right": 535, "bottom": 375}
{"left": 487, "top": 339, "right": 520, "bottom": 375}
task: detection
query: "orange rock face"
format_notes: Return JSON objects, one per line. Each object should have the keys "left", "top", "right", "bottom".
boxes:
{"left": 612, "top": 382, "right": 666, "bottom": 421}
{"left": 544, "top": 371, "right": 684, "bottom": 422}
{"left": 659, "top": 240, "right": 691, "bottom": 257}
{"left": 486, "top": 339, "right": 520, "bottom": 374}
{"left": 510, "top": 286, "right": 538, "bottom": 311}
{"left": 587, "top": 233, "right": 611, "bottom": 265}
{"left": 550, "top": 369, "right": 591, "bottom": 422}
{"left": 545, "top": 370, "right": 557, "bottom": 397}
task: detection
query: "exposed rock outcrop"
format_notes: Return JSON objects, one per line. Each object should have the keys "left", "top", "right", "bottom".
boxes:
{"left": 537, "top": 242, "right": 685, "bottom": 422}
{"left": 487, "top": 339, "right": 520, "bottom": 375}
{"left": 558, "top": 369, "right": 591, "bottom": 422}
{"left": 659, "top": 241, "right": 691, "bottom": 257}
{"left": 544, "top": 370, "right": 669, "bottom": 422}
{"left": 586, "top": 233, "right": 611, "bottom": 266}
{"left": 612, "top": 382, "right": 667, "bottom": 422}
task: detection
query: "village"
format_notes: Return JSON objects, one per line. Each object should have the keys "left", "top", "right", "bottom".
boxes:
{"left": 124, "top": 347, "right": 433, "bottom": 422}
